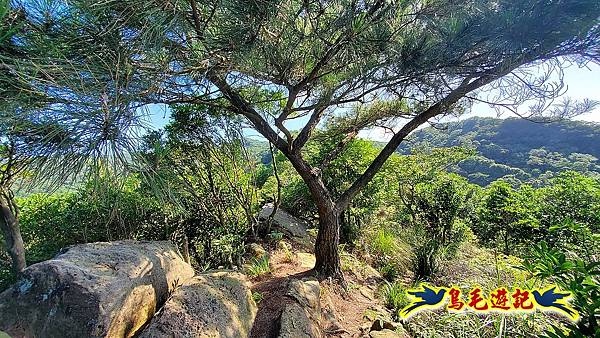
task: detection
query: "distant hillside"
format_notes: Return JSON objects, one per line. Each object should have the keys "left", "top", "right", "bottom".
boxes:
{"left": 401, "top": 117, "right": 600, "bottom": 185}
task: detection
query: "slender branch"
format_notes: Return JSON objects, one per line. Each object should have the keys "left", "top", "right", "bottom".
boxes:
{"left": 207, "top": 71, "right": 290, "bottom": 152}
{"left": 293, "top": 99, "right": 330, "bottom": 151}
{"left": 188, "top": 0, "right": 204, "bottom": 38}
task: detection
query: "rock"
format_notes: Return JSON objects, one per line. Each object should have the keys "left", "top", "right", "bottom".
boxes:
{"left": 287, "top": 279, "right": 320, "bottom": 313}
{"left": 382, "top": 321, "right": 400, "bottom": 331}
{"left": 297, "top": 252, "right": 316, "bottom": 269}
{"left": 279, "top": 302, "right": 321, "bottom": 338}
{"left": 139, "top": 271, "right": 257, "bottom": 338}
{"left": 370, "top": 329, "right": 402, "bottom": 338}
{"left": 360, "top": 322, "right": 372, "bottom": 334}
{"left": 363, "top": 306, "right": 391, "bottom": 323}
{"left": 0, "top": 240, "right": 193, "bottom": 338}
{"left": 259, "top": 204, "right": 313, "bottom": 247}
{"left": 247, "top": 243, "right": 267, "bottom": 259}
{"left": 321, "top": 295, "right": 344, "bottom": 334}
{"left": 278, "top": 279, "right": 322, "bottom": 338}
{"left": 340, "top": 253, "right": 382, "bottom": 282}
{"left": 360, "top": 286, "right": 375, "bottom": 300}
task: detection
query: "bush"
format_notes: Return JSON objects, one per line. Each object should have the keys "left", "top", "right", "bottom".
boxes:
{"left": 407, "top": 174, "right": 474, "bottom": 279}
{"left": 363, "top": 226, "right": 411, "bottom": 281}
{"left": 521, "top": 238, "right": 600, "bottom": 337}
{"left": 1, "top": 170, "right": 256, "bottom": 290}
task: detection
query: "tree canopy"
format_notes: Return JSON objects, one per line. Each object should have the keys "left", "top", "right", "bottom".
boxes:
{"left": 2, "top": 0, "right": 599, "bottom": 278}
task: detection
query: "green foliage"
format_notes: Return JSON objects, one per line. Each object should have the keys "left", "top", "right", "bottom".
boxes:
{"left": 539, "top": 171, "right": 600, "bottom": 252}
{"left": 381, "top": 281, "right": 410, "bottom": 320}
{"left": 404, "top": 117, "right": 600, "bottom": 185}
{"left": 140, "top": 104, "right": 263, "bottom": 268}
{"left": 17, "top": 178, "right": 167, "bottom": 263}
{"left": 366, "top": 228, "right": 410, "bottom": 281}
{"left": 0, "top": 176, "right": 170, "bottom": 289}
{"left": 252, "top": 291, "right": 264, "bottom": 304}
{"left": 521, "top": 240, "right": 600, "bottom": 337}
{"left": 267, "top": 231, "right": 284, "bottom": 243}
{"left": 474, "top": 171, "right": 600, "bottom": 257}
{"left": 261, "top": 136, "right": 393, "bottom": 241}
{"left": 246, "top": 254, "right": 271, "bottom": 278}
{"left": 396, "top": 155, "right": 476, "bottom": 279}
{"left": 475, "top": 180, "right": 542, "bottom": 255}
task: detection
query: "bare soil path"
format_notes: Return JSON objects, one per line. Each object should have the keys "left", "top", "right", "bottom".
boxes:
{"left": 248, "top": 242, "right": 386, "bottom": 338}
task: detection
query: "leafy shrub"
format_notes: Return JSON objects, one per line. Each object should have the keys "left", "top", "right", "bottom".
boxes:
{"left": 267, "top": 231, "right": 284, "bottom": 242}
{"left": 252, "top": 291, "right": 264, "bottom": 304}
{"left": 521, "top": 239, "right": 599, "bottom": 337}
{"left": 1, "top": 169, "right": 256, "bottom": 290}
{"left": 408, "top": 174, "right": 474, "bottom": 279}
{"left": 378, "top": 262, "right": 402, "bottom": 281}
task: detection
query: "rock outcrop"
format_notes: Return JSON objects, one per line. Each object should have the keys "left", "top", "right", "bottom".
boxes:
{"left": 258, "top": 204, "right": 313, "bottom": 247}
{"left": 139, "top": 271, "right": 257, "bottom": 338}
{"left": 0, "top": 241, "right": 194, "bottom": 338}
{"left": 278, "top": 278, "right": 322, "bottom": 338}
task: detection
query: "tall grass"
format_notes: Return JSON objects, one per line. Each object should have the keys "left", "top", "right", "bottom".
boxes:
{"left": 246, "top": 254, "right": 271, "bottom": 277}
{"left": 381, "top": 281, "right": 410, "bottom": 319}
{"left": 364, "top": 226, "right": 411, "bottom": 281}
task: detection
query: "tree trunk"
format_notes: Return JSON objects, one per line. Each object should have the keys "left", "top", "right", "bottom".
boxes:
{"left": 0, "top": 190, "right": 26, "bottom": 275}
{"left": 287, "top": 155, "right": 344, "bottom": 280}
{"left": 314, "top": 204, "right": 343, "bottom": 280}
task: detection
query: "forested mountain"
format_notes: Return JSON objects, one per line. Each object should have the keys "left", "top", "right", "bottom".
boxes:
{"left": 401, "top": 117, "right": 600, "bottom": 185}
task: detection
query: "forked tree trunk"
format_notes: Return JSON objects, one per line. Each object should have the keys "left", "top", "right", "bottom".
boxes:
{"left": 0, "top": 190, "right": 26, "bottom": 275}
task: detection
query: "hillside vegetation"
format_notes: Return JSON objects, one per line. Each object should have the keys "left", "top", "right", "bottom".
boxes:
{"left": 402, "top": 117, "right": 600, "bottom": 185}
{"left": 1, "top": 0, "right": 600, "bottom": 337}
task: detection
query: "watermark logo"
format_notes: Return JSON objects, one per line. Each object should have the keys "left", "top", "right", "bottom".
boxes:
{"left": 400, "top": 284, "right": 578, "bottom": 321}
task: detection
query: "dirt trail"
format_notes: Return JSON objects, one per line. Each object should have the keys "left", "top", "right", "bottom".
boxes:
{"left": 248, "top": 243, "right": 385, "bottom": 338}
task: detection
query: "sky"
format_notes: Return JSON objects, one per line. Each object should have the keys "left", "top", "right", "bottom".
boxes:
{"left": 146, "top": 62, "right": 600, "bottom": 142}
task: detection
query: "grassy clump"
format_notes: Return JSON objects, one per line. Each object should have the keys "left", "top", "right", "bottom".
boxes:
{"left": 362, "top": 226, "right": 411, "bottom": 281}
{"left": 381, "top": 281, "right": 410, "bottom": 319}
{"left": 246, "top": 254, "right": 271, "bottom": 277}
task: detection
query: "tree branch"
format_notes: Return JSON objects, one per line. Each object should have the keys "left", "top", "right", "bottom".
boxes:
{"left": 336, "top": 69, "right": 516, "bottom": 211}
{"left": 207, "top": 71, "right": 290, "bottom": 152}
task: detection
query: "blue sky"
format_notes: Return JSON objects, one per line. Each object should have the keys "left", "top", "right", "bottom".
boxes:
{"left": 146, "top": 62, "right": 600, "bottom": 141}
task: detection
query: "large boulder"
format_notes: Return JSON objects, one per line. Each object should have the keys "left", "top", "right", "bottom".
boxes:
{"left": 0, "top": 240, "right": 194, "bottom": 338}
{"left": 258, "top": 204, "right": 313, "bottom": 247}
{"left": 278, "top": 279, "right": 322, "bottom": 338}
{"left": 139, "top": 271, "right": 257, "bottom": 338}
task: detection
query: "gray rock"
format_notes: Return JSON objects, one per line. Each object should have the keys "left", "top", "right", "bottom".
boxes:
{"left": 0, "top": 240, "right": 194, "bottom": 338}
{"left": 278, "top": 279, "right": 322, "bottom": 338}
{"left": 259, "top": 204, "right": 313, "bottom": 247}
{"left": 139, "top": 271, "right": 257, "bottom": 338}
